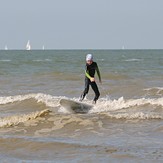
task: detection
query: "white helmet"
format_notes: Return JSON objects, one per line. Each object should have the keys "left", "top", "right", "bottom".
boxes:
{"left": 86, "top": 54, "right": 93, "bottom": 61}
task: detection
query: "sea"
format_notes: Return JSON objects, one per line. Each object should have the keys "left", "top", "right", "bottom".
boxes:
{"left": 0, "top": 49, "right": 162, "bottom": 162}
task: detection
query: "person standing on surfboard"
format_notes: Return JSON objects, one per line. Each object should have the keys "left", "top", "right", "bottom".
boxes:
{"left": 79, "top": 54, "right": 101, "bottom": 104}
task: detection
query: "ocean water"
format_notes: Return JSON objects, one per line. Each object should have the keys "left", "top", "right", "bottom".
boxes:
{"left": 0, "top": 49, "right": 163, "bottom": 162}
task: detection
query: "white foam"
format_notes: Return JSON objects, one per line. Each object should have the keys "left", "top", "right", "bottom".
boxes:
{"left": 0, "top": 60, "right": 11, "bottom": 62}
{"left": 0, "top": 94, "right": 163, "bottom": 120}
{"left": 90, "top": 97, "right": 163, "bottom": 113}
{"left": 87, "top": 97, "right": 163, "bottom": 119}
{"left": 144, "top": 87, "right": 163, "bottom": 91}
{"left": 0, "top": 93, "right": 60, "bottom": 108}
{"left": 144, "top": 87, "right": 163, "bottom": 95}
{"left": 104, "top": 112, "right": 163, "bottom": 120}
{"left": 57, "top": 96, "right": 163, "bottom": 119}
{"left": 125, "top": 58, "right": 142, "bottom": 62}
{"left": 97, "top": 59, "right": 105, "bottom": 61}
{"left": 0, "top": 109, "right": 50, "bottom": 127}
{"left": 58, "top": 106, "right": 73, "bottom": 114}
{"left": 33, "top": 59, "right": 52, "bottom": 62}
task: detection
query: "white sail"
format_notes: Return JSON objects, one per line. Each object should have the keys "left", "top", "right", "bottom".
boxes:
{"left": 26, "top": 40, "right": 31, "bottom": 50}
{"left": 42, "top": 45, "right": 45, "bottom": 50}
{"left": 122, "top": 46, "right": 125, "bottom": 50}
{"left": 5, "top": 45, "right": 8, "bottom": 50}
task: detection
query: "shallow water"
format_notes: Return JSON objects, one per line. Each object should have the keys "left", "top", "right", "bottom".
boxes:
{"left": 0, "top": 50, "right": 163, "bottom": 162}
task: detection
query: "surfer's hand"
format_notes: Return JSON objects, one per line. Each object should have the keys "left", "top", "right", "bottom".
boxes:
{"left": 90, "top": 77, "right": 95, "bottom": 82}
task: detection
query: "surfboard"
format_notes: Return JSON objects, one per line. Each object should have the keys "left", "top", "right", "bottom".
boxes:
{"left": 59, "top": 99, "right": 93, "bottom": 113}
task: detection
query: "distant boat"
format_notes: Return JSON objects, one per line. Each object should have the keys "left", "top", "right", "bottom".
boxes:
{"left": 26, "top": 40, "right": 31, "bottom": 50}
{"left": 42, "top": 45, "right": 45, "bottom": 50}
{"left": 5, "top": 45, "right": 8, "bottom": 50}
{"left": 122, "top": 46, "right": 125, "bottom": 50}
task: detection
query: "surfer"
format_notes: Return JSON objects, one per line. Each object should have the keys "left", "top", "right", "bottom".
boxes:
{"left": 80, "top": 54, "right": 102, "bottom": 104}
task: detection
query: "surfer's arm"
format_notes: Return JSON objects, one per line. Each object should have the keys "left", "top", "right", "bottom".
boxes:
{"left": 85, "top": 70, "right": 91, "bottom": 79}
{"left": 96, "top": 66, "right": 102, "bottom": 83}
{"left": 85, "top": 70, "right": 95, "bottom": 82}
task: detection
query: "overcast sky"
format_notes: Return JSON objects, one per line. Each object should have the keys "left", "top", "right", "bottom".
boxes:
{"left": 0, "top": 0, "right": 163, "bottom": 49}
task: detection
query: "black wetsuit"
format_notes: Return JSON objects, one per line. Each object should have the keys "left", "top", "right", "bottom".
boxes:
{"left": 80, "top": 62, "right": 101, "bottom": 103}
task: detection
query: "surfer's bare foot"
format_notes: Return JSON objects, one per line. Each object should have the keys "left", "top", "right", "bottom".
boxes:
{"left": 92, "top": 100, "right": 96, "bottom": 104}
{"left": 79, "top": 94, "right": 84, "bottom": 102}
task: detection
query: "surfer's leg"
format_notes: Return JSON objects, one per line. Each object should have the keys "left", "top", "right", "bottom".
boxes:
{"left": 91, "top": 82, "right": 100, "bottom": 103}
{"left": 80, "top": 78, "right": 90, "bottom": 101}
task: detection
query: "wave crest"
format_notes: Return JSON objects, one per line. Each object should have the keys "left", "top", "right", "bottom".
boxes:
{"left": 0, "top": 93, "right": 60, "bottom": 107}
{"left": 0, "top": 109, "right": 50, "bottom": 128}
{"left": 89, "top": 97, "right": 163, "bottom": 119}
{"left": 0, "top": 94, "right": 163, "bottom": 121}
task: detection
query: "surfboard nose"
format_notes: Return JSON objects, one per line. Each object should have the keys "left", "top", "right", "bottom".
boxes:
{"left": 60, "top": 99, "right": 92, "bottom": 114}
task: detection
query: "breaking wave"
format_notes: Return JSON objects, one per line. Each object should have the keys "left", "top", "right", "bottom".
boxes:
{"left": 144, "top": 87, "right": 163, "bottom": 96}
{"left": 32, "top": 59, "right": 52, "bottom": 62}
{"left": 0, "top": 60, "right": 11, "bottom": 62}
{"left": 0, "top": 93, "right": 162, "bottom": 128}
{"left": 90, "top": 97, "right": 163, "bottom": 119}
{"left": 0, "top": 109, "right": 50, "bottom": 127}
{"left": 124, "top": 58, "right": 142, "bottom": 62}
{"left": 0, "top": 93, "right": 60, "bottom": 107}
{"left": 91, "top": 97, "right": 163, "bottom": 112}
{"left": 0, "top": 93, "right": 59, "bottom": 128}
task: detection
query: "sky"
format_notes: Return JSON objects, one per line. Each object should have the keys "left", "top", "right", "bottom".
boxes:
{"left": 0, "top": 0, "right": 163, "bottom": 49}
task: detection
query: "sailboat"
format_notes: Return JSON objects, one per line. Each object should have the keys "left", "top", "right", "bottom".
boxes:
{"left": 5, "top": 45, "right": 8, "bottom": 50}
{"left": 122, "top": 46, "right": 125, "bottom": 50}
{"left": 42, "top": 45, "right": 45, "bottom": 50}
{"left": 26, "top": 40, "right": 31, "bottom": 50}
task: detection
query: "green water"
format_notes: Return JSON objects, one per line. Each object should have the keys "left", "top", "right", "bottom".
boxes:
{"left": 0, "top": 50, "right": 163, "bottom": 162}
{"left": 0, "top": 49, "right": 162, "bottom": 98}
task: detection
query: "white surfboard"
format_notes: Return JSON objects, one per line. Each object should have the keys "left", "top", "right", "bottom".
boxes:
{"left": 60, "top": 99, "right": 93, "bottom": 113}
